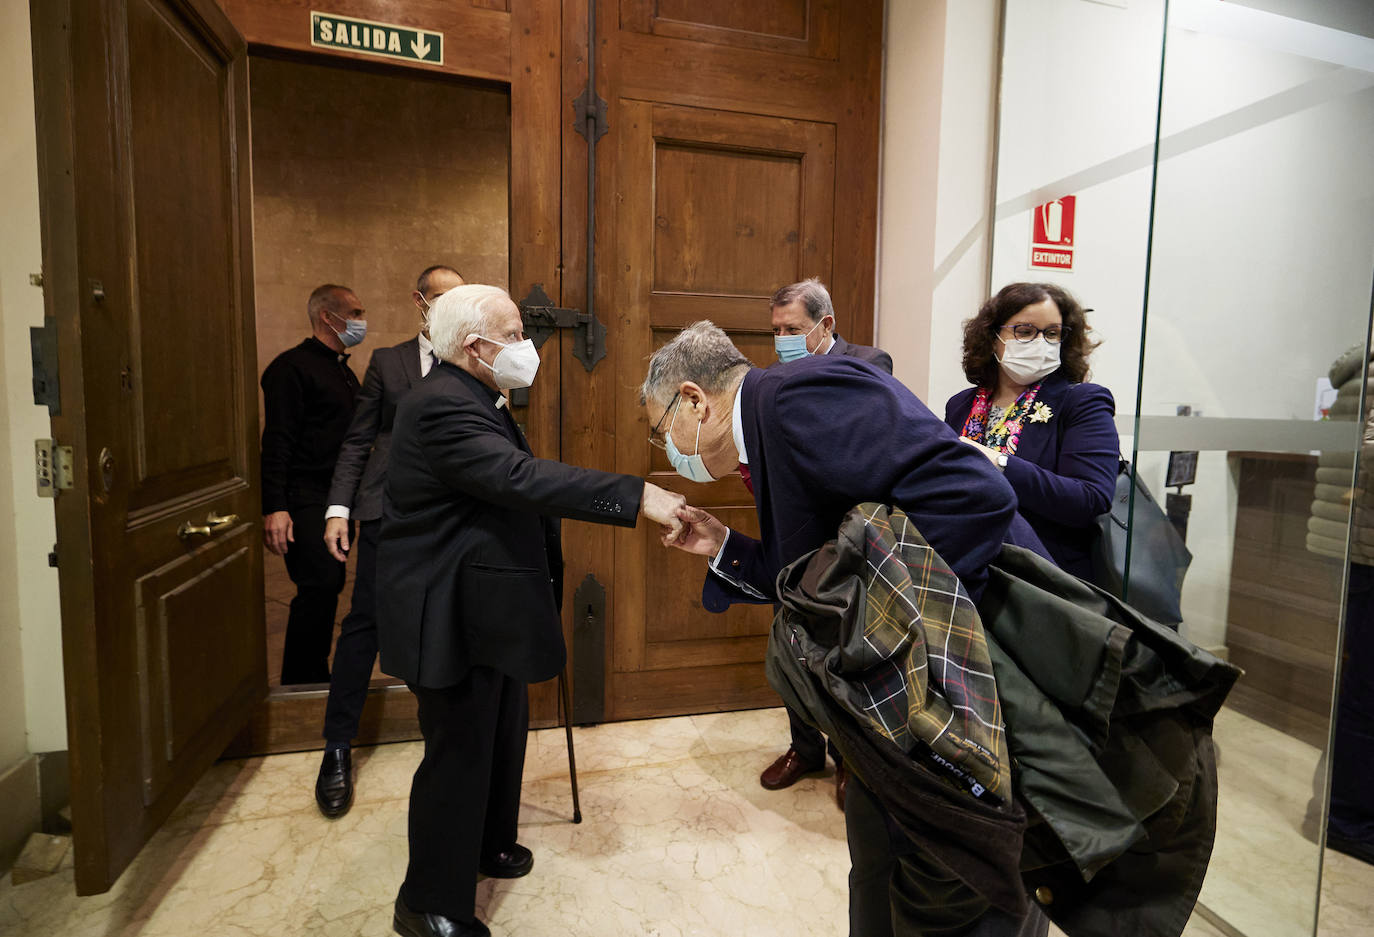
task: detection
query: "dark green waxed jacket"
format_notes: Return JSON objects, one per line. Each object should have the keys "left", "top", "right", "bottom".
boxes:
{"left": 767, "top": 504, "right": 1240, "bottom": 937}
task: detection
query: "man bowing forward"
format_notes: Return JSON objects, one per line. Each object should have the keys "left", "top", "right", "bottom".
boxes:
{"left": 377, "top": 284, "right": 685, "bottom": 937}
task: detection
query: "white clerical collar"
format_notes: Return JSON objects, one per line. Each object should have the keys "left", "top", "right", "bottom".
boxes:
{"left": 732, "top": 377, "right": 748, "bottom": 465}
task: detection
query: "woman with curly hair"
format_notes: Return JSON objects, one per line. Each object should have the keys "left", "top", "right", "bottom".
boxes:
{"left": 944, "top": 282, "right": 1120, "bottom": 578}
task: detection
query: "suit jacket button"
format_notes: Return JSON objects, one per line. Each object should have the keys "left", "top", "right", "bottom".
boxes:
{"left": 1034, "top": 886, "right": 1053, "bottom": 906}
{"left": 731, "top": 559, "right": 740, "bottom": 568}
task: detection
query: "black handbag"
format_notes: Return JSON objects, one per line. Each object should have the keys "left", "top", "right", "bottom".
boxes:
{"left": 1090, "top": 460, "right": 1192, "bottom": 625}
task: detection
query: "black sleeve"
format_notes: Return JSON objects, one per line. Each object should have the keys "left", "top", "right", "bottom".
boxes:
{"left": 327, "top": 353, "right": 386, "bottom": 509}
{"left": 260, "top": 356, "right": 305, "bottom": 514}
{"left": 415, "top": 394, "right": 644, "bottom": 526}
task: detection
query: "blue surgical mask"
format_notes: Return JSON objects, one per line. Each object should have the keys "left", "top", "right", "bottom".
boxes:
{"left": 663, "top": 397, "right": 716, "bottom": 484}
{"left": 329, "top": 312, "right": 368, "bottom": 348}
{"left": 774, "top": 318, "right": 824, "bottom": 363}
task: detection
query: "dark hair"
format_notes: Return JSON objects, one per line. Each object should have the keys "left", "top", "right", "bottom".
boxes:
{"left": 307, "top": 283, "right": 353, "bottom": 324}
{"left": 960, "top": 282, "right": 1099, "bottom": 388}
{"left": 416, "top": 264, "right": 463, "bottom": 296}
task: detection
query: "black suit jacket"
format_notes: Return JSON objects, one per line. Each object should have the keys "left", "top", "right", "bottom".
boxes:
{"left": 705, "top": 356, "right": 1021, "bottom": 613}
{"left": 376, "top": 362, "right": 643, "bottom": 688}
{"left": 944, "top": 372, "right": 1118, "bottom": 578}
{"left": 327, "top": 337, "right": 424, "bottom": 522}
{"left": 829, "top": 334, "right": 894, "bottom": 374}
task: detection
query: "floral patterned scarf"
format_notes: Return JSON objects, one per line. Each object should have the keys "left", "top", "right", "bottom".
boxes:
{"left": 960, "top": 383, "right": 1042, "bottom": 454}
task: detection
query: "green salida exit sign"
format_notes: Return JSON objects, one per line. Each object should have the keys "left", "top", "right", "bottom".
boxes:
{"left": 310, "top": 11, "right": 443, "bottom": 65}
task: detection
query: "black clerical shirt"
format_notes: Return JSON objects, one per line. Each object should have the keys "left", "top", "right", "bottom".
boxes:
{"left": 260, "top": 337, "right": 360, "bottom": 514}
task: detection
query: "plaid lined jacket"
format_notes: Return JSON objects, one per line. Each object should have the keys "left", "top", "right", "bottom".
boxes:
{"left": 769, "top": 503, "right": 1240, "bottom": 936}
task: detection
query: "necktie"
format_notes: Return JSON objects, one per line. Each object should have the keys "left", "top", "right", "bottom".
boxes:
{"left": 739, "top": 462, "right": 753, "bottom": 495}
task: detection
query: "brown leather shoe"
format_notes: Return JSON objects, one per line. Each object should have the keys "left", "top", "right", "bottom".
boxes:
{"left": 760, "top": 747, "right": 825, "bottom": 790}
{"left": 834, "top": 758, "right": 849, "bottom": 810}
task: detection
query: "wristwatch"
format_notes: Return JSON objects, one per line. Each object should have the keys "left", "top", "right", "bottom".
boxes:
{"left": 996, "top": 453, "right": 1009, "bottom": 471}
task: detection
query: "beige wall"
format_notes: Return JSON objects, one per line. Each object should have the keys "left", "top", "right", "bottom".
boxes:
{"left": 1, "top": 0, "right": 67, "bottom": 770}
{"left": 877, "top": 0, "right": 1001, "bottom": 404}
{"left": 249, "top": 56, "right": 511, "bottom": 385}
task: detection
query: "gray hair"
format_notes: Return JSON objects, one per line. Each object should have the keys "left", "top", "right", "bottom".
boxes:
{"left": 307, "top": 284, "right": 353, "bottom": 324}
{"left": 429, "top": 284, "right": 513, "bottom": 363}
{"left": 770, "top": 277, "right": 836, "bottom": 326}
{"left": 640, "top": 321, "right": 752, "bottom": 406}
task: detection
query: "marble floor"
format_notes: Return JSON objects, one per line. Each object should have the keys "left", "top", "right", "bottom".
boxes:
{"left": 0, "top": 707, "right": 1368, "bottom": 937}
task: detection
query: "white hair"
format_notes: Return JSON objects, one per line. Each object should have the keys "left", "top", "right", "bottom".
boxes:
{"left": 428, "top": 284, "right": 514, "bottom": 363}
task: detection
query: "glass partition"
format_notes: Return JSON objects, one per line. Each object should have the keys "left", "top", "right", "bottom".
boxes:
{"left": 1133, "top": 4, "right": 1373, "bottom": 934}
{"left": 991, "top": 1, "right": 1374, "bottom": 934}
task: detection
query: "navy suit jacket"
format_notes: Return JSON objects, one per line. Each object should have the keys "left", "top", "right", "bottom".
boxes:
{"left": 706, "top": 356, "right": 1023, "bottom": 612}
{"left": 944, "top": 372, "right": 1119, "bottom": 578}
{"left": 830, "top": 334, "right": 894, "bottom": 374}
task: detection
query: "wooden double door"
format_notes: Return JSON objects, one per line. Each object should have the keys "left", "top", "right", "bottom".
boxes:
{"left": 33, "top": 0, "right": 880, "bottom": 895}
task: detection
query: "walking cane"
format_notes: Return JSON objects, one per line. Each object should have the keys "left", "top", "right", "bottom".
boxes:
{"left": 557, "top": 667, "right": 582, "bottom": 823}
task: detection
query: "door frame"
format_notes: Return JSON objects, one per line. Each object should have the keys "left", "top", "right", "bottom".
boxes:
{"left": 217, "top": 0, "right": 568, "bottom": 754}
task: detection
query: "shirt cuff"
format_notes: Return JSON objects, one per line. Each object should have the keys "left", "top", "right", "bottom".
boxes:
{"left": 707, "top": 530, "right": 769, "bottom": 600}
{"left": 709, "top": 530, "right": 732, "bottom": 570}
{"left": 325, "top": 505, "right": 351, "bottom": 520}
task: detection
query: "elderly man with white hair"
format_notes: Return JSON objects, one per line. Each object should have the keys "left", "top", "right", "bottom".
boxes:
{"left": 376, "top": 284, "right": 686, "bottom": 937}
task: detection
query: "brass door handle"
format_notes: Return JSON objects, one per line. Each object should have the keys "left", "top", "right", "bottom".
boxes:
{"left": 178, "top": 511, "right": 239, "bottom": 539}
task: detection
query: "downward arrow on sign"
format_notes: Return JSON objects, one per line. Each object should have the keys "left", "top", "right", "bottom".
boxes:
{"left": 411, "top": 35, "right": 431, "bottom": 59}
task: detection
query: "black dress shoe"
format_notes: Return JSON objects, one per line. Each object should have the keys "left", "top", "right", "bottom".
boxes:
{"left": 315, "top": 748, "right": 353, "bottom": 819}
{"left": 479, "top": 842, "right": 533, "bottom": 878}
{"left": 393, "top": 892, "right": 490, "bottom": 937}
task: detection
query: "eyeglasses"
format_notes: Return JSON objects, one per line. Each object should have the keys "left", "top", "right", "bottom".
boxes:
{"left": 997, "top": 323, "right": 1071, "bottom": 344}
{"left": 648, "top": 391, "right": 681, "bottom": 450}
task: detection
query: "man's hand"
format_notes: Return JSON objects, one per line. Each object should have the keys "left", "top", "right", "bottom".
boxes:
{"left": 263, "top": 510, "right": 293, "bottom": 556}
{"left": 324, "top": 516, "right": 350, "bottom": 562}
{"left": 640, "top": 481, "right": 687, "bottom": 540}
{"left": 665, "top": 505, "right": 729, "bottom": 557}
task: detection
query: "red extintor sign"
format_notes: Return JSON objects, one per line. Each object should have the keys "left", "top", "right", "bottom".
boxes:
{"left": 1030, "top": 196, "right": 1075, "bottom": 270}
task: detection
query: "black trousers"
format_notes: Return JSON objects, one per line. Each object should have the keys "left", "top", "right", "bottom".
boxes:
{"left": 789, "top": 703, "right": 841, "bottom": 766}
{"left": 323, "top": 518, "right": 381, "bottom": 744}
{"left": 280, "top": 503, "right": 348, "bottom": 685}
{"left": 846, "top": 778, "right": 1048, "bottom": 937}
{"left": 402, "top": 669, "right": 529, "bottom": 923}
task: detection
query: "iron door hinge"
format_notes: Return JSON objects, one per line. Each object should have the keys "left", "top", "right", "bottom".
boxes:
{"left": 30, "top": 316, "right": 60, "bottom": 415}
{"left": 571, "top": 573, "right": 606, "bottom": 726}
{"left": 572, "top": 83, "right": 608, "bottom": 143}
{"left": 518, "top": 283, "right": 607, "bottom": 373}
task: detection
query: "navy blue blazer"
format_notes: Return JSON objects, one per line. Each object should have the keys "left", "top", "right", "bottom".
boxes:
{"left": 830, "top": 334, "right": 894, "bottom": 374}
{"left": 705, "top": 356, "right": 1025, "bottom": 612}
{"left": 944, "top": 372, "right": 1119, "bottom": 578}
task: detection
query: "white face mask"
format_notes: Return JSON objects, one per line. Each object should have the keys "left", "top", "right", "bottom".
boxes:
{"left": 474, "top": 336, "right": 540, "bottom": 390}
{"left": 996, "top": 335, "right": 1060, "bottom": 385}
